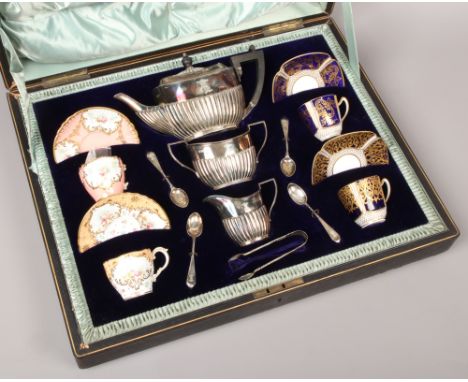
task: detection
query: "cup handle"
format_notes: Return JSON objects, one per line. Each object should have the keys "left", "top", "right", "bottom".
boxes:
{"left": 258, "top": 178, "right": 278, "bottom": 217}
{"left": 381, "top": 178, "right": 391, "bottom": 202}
{"left": 338, "top": 96, "right": 350, "bottom": 122}
{"left": 152, "top": 247, "right": 170, "bottom": 282}
{"left": 167, "top": 141, "right": 196, "bottom": 174}
{"left": 247, "top": 120, "right": 268, "bottom": 163}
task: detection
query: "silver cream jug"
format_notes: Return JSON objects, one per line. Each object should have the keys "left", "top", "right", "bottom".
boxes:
{"left": 204, "top": 178, "right": 277, "bottom": 246}
{"left": 114, "top": 49, "right": 265, "bottom": 141}
{"left": 167, "top": 121, "right": 267, "bottom": 190}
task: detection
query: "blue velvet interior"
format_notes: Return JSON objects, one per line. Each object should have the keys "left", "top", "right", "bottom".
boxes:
{"left": 32, "top": 34, "right": 428, "bottom": 326}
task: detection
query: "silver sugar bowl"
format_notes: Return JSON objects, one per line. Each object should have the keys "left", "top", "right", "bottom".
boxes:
{"left": 167, "top": 121, "right": 267, "bottom": 190}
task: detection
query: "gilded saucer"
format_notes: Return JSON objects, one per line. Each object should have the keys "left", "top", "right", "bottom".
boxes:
{"left": 272, "top": 52, "right": 345, "bottom": 103}
{"left": 311, "top": 131, "right": 389, "bottom": 185}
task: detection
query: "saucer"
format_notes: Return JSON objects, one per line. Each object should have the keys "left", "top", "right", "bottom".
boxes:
{"left": 53, "top": 107, "right": 140, "bottom": 163}
{"left": 311, "top": 131, "right": 389, "bottom": 185}
{"left": 272, "top": 52, "right": 345, "bottom": 103}
{"left": 78, "top": 192, "right": 170, "bottom": 253}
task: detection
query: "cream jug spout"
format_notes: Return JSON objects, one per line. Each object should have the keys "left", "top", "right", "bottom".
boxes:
{"left": 204, "top": 195, "right": 237, "bottom": 218}
{"left": 114, "top": 93, "right": 146, "bottom": 113}
{"left": 204, "top": 192, "right": 263, "bottom": 219}
{"left": 204, "top": 186, "right": 272, "bottom": 247}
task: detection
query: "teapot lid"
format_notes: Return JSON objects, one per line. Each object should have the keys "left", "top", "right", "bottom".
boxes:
{"left": 160, "top": 54, "right": 230, "bottom": 85}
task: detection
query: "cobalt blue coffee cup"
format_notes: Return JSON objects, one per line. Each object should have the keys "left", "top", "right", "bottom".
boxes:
{"left": 298, "top": 94, "right": 349, "bottom": 141}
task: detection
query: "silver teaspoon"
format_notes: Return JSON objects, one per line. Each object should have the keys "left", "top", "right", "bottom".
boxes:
{"left": 186, "top": 212, "right": 203, "bottom": 289}
{"left": 287, "top": 183, "right": 341, "bottom": 243}
{"left": 146, "top": 151, "right": 189, "bottom": 208}
{"left": 280, "top": 117, "right": 296, "bottom": 177}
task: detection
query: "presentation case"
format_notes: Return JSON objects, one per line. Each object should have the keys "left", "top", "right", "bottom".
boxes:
{"left": 0, "top": 3, "right": 459, "bottom": 367}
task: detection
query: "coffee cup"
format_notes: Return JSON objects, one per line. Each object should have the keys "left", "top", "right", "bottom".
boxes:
{"left": 79, "top": 155, "right": 127, "bottom": 201}
{"left": 298, "top": 94, "right": 349, "bottom": 141}
{"left": 338, "top": 175, "right": 391, "bottom": 228}
{"left": 103, "top": 247, "right": 169, "bottom": 300}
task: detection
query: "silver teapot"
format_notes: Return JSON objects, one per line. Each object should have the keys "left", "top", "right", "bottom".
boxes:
{"left": 114, "top": 48, "right": 265, "bottom": 141}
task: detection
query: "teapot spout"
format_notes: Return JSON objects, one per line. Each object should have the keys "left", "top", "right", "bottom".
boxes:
{"left": 114, "top": 93, "right": 146, "bottom": 113}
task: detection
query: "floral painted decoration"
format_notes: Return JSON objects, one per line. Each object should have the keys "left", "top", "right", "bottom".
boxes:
{"left": 53, "top": 107, "right": 140, "bottom": 164}
{"left": 82, "top": 108, "right": 122, "bottom": 134}
{"left": 78, "top": 193, "right": 170, "bottom": 253}
{"left": 79, "top": 156, "right": 128, "bottom": 201}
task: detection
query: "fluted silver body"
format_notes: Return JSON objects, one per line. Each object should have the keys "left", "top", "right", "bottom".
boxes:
{"left": 193, "top": 146, "right": 256, "bottom": 190}
{"left": 137, "top": 86, "right": 245, "bottom": 141}
{"left": 168, "top": 122, "right": 268, "bottom": 190}
{"left": 222, "top": 205, "right": 270, "bottom": 247}
{"left": 204, "top": 178, "right": 277, "bottom": 247}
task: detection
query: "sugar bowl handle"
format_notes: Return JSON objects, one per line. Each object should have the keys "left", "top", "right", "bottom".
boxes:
{"left": 247, "top": 120, "right": 268, "bottom": 163}
{"left": 167, "top": 141, "right": 196, "bottom": 174}
{"left": 230, "top": 46, "right": 265, "bottom": 119}
{"left": 258, "top": 178, "right": 278, "bottom": 217}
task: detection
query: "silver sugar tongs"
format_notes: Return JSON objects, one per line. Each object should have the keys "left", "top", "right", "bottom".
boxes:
{"left": 229, "top": 230, "right": 308, "bottom": 281}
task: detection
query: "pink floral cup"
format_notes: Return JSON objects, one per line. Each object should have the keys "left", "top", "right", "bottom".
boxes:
{"left": 79, "top": 156, "right": 127, "bottom": 201}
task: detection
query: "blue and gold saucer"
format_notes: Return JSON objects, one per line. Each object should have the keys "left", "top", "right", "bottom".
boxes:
{"left": 272, "top": 52, "right": 345, "bottom": 103}
{"left": 311, "top": 131, "right": 389, "bottom": 185}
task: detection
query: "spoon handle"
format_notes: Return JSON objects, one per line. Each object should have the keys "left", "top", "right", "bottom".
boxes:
{"left": 307, "top": 205, "right": 341, "bottom": 243}
{"left": 186, "top": 237, "right": 197, "bottom": 289}
{"left": 146, "top": 151, "right": 174, "bottom": 188}
{"left": 280, "top": 117, "right": 290, "bottom": 155}
{"left": 186, "top": 253, "right": 197, "bottom": 289}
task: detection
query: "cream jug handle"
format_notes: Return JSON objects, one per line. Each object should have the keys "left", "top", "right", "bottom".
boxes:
{"left": 230, "top": 46, "right": 265, "bottom": 119}
{"left": 247, "top": 120, "right": 268, "bottom": 163}
{"left": 258, "top": 178, "right": 278, "bottom": 217}
{"left": 152, "top": 247, "right": 170, "bottom": 282}
{"left": 167, "top": 141, "right": 196, "bottom": 174}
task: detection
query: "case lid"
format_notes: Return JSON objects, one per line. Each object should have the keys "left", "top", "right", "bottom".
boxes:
{"left": 0, "top": 2, "right": 332, "bottom": 91}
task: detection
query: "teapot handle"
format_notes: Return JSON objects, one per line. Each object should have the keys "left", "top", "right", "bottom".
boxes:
{"left": 230, "top": 46, "right": 265, "bottom": 119}
{"left": 167, "top": 141, "right": 196, "bottom": 174}
{"left": 258, "top": 178, "right": 278, "bottom": 217}
{"left": 247, "top": 120, "right": 268, "bottom": 163}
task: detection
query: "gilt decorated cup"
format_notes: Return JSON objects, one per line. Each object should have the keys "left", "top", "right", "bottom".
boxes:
{"left": 298, "top": 94, "right": 349, "bottom": 141}
{"left": 338, "top": 175, "right": 391, "bottom": 229}
{"left": 103, "top": 247, "right": 170, "bottom": 300}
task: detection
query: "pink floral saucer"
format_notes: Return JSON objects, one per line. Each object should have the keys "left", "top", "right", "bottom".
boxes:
{"left": 53, "top": 107, "right": 140, "bottom": 163}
